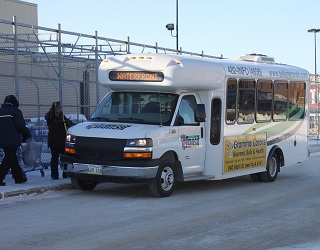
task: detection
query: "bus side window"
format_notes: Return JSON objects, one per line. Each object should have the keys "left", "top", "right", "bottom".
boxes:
{"left": 256, "top": 80, "right": 272, "bottom": 122}
{"left": 238, "top": 79, "right": 255, "bottom": 124}
{"left": 273, "top": 81, "right": 288, "bottom": 121}
{"left": 289, "top": 82, "right": 306, "bottom": 120}
{"left": 226, "top": 79, "right": 237, "bottom": 124}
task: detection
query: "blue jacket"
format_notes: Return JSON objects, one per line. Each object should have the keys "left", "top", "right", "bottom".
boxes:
{"left": 0, "top": 103, "right": 31, "bottom": 148}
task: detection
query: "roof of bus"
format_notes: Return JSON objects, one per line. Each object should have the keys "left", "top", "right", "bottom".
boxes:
{"left": 98, "top": 53, "right": 310, "bottom": 91}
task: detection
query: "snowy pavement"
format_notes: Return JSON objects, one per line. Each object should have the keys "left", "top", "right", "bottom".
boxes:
{"left": 1, "top": 140, "right": 320, "bottom": 199}
{"left": 0, "top": 167, "right": 72, "bottom": 199}
{"left": 309, "top": 139, "right": 320, "bottom": 153}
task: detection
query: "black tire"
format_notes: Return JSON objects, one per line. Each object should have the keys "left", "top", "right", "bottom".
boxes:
{"left": 71, "top": 178, "right": 98, "bottom": 191}
{"left": 250, "top": 173, "right": 262, "bottom": 182}
{"left": 260, "top": 153, "right": 279, "bottom": 182}
{"left": 149, "top": 159, "right": 176, "bottom": 197}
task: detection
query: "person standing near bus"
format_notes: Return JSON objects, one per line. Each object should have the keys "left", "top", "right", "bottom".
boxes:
{"left": 0, "top": 95, "right": 31, "bottom": 186}
{"left": 45, "top": 102, "right": 74, "bottom": 179}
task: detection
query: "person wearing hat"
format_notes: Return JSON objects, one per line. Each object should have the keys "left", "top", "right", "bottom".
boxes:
{"left": 0, "top": 95, "right": 31, "bottom": 186}
{"left": 45, "top": 102, "right": 74, "bottom": 179}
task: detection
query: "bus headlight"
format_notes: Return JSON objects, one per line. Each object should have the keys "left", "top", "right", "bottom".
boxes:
{"left": 124, "top": 138, "right": 153, "bottom": 159}
{"left": 126, "top": 138, "right": 152, "bottom": 147}
{"left": 65, "top": 134, "right": 76, "bottom": 155}
{"left": 66, "top": 134, "right": 76, "bottom": 143}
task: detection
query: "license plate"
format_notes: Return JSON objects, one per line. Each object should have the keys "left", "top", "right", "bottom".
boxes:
{"left": 87, "top": 165, "right": 103, "bottom": 175}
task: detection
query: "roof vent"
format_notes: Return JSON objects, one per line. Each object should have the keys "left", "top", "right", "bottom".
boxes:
{"left": 237, "top": 53, "right": 275, "bottom": 64}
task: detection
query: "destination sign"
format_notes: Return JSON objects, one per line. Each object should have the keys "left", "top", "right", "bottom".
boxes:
{"left": 109, "top": 71, "right": 164, "bottom": 82}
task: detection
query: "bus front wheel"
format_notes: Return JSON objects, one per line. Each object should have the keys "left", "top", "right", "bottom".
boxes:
{"left": 71, "top": 178, "right": 98, "bottom": 191}
{"left": 260, "top": 153, "right": 279, "bottom": 182}
{"left": 149, "top": 159, "right": 176, "bottom": 197}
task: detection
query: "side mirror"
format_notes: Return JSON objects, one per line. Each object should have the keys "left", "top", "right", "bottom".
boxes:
{"left": 195, "top": 104, "right": 206, "bottom": 122}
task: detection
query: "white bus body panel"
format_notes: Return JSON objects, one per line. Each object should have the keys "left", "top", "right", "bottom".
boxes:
{"left": 222, "top": 61, "right": 309, "bottom": 81}
{"left": 99, "top": 54, "right": 226, "bottom": 92}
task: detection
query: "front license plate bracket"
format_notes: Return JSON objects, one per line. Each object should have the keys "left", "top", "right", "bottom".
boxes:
{"left": 87, "top": 165, "right": 103, "bottom": 175}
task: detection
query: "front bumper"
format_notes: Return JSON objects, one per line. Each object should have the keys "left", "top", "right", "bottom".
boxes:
{"left": 61, "top": 155, "right": 159, "bottom": 183}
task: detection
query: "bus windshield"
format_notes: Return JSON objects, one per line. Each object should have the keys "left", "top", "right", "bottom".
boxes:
{"left": 90, "top": 92, "right": 179, "bottom": 125}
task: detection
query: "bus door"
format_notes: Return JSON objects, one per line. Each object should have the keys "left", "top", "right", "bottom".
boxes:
{"left": 174, "top": 94, "right": 205, "bottom": 174}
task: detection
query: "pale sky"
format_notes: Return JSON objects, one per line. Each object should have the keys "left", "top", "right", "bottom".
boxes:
{"left": 29, "top": 0, "right": 320, "bottom": 74}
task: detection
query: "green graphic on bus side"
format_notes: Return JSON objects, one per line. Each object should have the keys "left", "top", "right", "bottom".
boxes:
{"left": 242, "top": 99, "right": 305, "bottom": 141}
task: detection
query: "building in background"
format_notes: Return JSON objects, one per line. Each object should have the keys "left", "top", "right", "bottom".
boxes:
{"left": 309, "top": 74, "right": 319, "bottom": 134}
{"left": 0, "top": 0, "right": 37, "bottom": 30}
{"left": 0, "top": 0, "right": 97, "bottom": 120}
{"left": 0, "top": 0, "right": 316, "bottom": 138}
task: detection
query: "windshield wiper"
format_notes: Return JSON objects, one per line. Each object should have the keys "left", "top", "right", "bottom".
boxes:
{"left": 90, "top": 117, "right": 110, "bottom": 121}
{"left": 118, "top": 117, "right": 145, "bottom": 122}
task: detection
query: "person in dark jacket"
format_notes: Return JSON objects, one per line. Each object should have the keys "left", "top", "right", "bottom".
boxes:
{"left": 0, "top": 95, "right": 31, "bottom": 186}
{"left": 45, "top": 102, "right": 74, "bottom": 179}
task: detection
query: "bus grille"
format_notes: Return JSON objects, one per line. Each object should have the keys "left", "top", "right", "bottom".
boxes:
{"left": 75, "top": 137, "right": 126, "bottom": 161}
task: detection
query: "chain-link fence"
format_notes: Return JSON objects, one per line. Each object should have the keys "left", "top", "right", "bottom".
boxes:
{"left": 0, "top": 17, "right": 221, "bottom": 168}
{"left": 0, "top": 17, "right": 220, "bottom": 118}
{"left": 0, "top": 17, "right": 316, "bottom": 171}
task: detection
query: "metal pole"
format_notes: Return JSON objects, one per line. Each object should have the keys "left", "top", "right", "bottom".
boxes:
{"left": 176, "top": 0, "right": 179, "bottom": 51}
{"left": 308, "top": 28, "right": 320, "bottom": 140}
{"left": 13, "top": 16, "right": 19, "bottom": 99}
{"left": 95, "top": 31, "right": 99, "bottom": 106}
{"left": 315, "top": 32, "right": 318, "bottom": 140}
{"left": 58, "top": 23, "right": 62, "bottom": 104}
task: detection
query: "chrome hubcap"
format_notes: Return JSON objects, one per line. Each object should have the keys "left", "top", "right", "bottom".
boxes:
{"left": 269, "top": 157, "right": 277, "bottom": 177}
{"left": 160, "top": 167, "right": 174, "bottom": 191}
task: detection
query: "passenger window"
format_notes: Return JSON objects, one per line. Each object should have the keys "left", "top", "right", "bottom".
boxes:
{"left": 273, "top": 81, "right": 288, "bottom": 121}
{"left": 256, "top": 80, "right": 272, "bottom": 122}
{"left": 238, "top": 79, "right": 255, "bottom": 124}
{"left": 289, "top": 82, "right": 306, "bottom": 120}
{"left": 226, "top": 79, "right": 237, "bottom": 124}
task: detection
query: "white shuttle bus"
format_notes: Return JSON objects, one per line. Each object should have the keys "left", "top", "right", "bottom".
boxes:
{"left": 61, "top": 53, "right": 310, "bottom": 197}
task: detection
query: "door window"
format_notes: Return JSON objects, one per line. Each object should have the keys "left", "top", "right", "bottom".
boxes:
{"left": 210, "top": 98, "right": 221, "bottom": 145}
{"left": 175, "top": 95, "right": 198, "bottom": 126}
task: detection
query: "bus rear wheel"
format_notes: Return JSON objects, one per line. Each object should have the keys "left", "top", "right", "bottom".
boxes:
{"left": 260, "top": 153, "right": 279, "bottom": 182}
{"left": 71, "top": 178, "right": 98, "bottom": 191}
{"left": 149, "top": 159, "right": 176, "bottom": 197}
{"left": 250, "top": 173, "right": 262, "bottom": 182}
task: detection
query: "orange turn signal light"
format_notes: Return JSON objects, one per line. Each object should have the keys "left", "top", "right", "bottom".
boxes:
{"left": 65, "top": 147, "right": 76, "bottom": 155}
{"left": 123, "top": 152, "right": 152, "bottom": 159}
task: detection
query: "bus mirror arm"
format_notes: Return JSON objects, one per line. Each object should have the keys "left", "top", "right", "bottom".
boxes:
{"left": 195, "top": 104, "right": 206, "bottom": 122}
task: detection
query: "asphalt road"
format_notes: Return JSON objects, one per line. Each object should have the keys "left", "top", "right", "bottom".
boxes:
{"left": 1, "top": 154, "right": 320, "bottom": 250}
